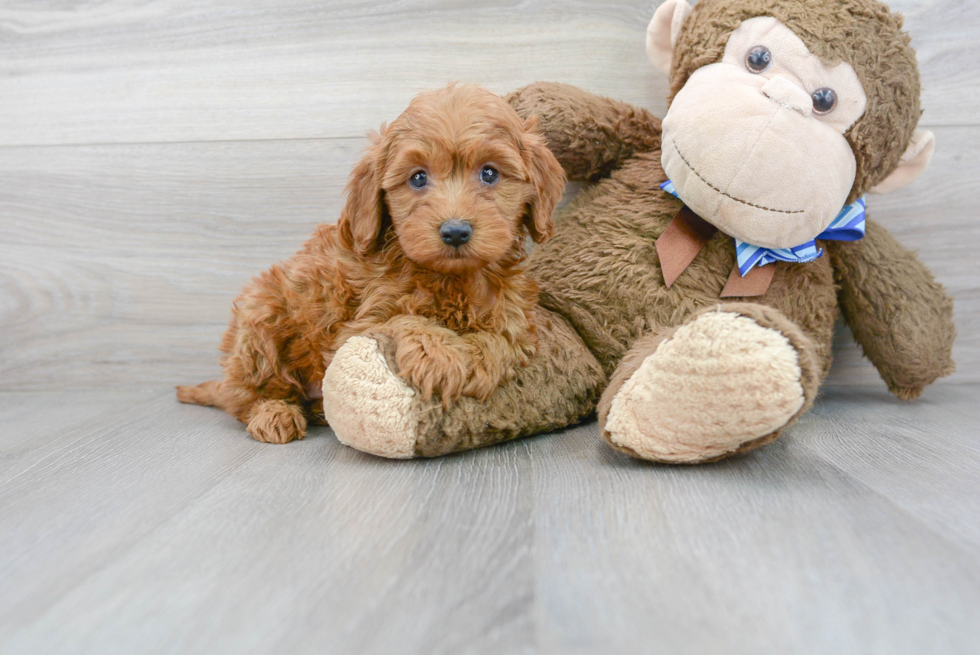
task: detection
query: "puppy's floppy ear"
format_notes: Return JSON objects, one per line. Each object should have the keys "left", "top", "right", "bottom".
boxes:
{"left": 521, "top": 117, "right": 566, "bottom": 244}
{"left": 339, "top": 127, "right": 389, "bottom": 255}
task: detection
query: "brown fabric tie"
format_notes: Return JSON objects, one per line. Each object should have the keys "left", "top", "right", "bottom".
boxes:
{"left": 655, "top": 206, "right": 717, "bottom": 288}
{"left": 655, "top": 205, "right": 774, "bottom": 297}
{"left": 720, "top": 262, "right": 775, "bottom": 297}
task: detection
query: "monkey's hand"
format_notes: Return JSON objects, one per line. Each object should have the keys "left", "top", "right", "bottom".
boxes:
{"left": 827, "top": 218, "right": 955, "bottom": 399}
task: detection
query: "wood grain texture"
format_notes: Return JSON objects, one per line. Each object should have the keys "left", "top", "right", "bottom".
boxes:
{"left": 0, "top": 1, "right": 976, "bottom": 147}
{"left": 1, "top": 126, "right": 976, "bottom": 390}
{"left": 1, "top": 0, "right": 976, "bottom": 391}
{"left": 0, "top": 387, "right": 977, "bottom": 654}
{"left": 1, "top": 3, "right": 977, "bottom": 653}
{"left": 0, "top": 138, "right": 360, "bottom": 390}
{"left": 0, "top": 392, "right": 535, "bottom": 654}
{"left": 529, "top": 386, "right": 980, "bottom": 655}
{"left": 0, "top": 0, "right": 668, "bottom": 146}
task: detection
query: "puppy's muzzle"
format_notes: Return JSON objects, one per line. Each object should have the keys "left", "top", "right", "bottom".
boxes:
{"left": 439, "top": 219, "right": 473, "bottom": 248}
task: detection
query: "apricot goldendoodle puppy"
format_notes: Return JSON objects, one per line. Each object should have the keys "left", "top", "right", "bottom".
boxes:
{"left": 178, "top": 83, "right": 566, "bottom": 444}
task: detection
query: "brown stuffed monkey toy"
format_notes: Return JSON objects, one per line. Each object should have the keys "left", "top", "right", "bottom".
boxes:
{"left": 322, "top": 0, "right": 955, "bottom": 463}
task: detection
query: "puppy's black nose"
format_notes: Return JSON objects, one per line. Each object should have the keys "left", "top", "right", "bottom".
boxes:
{"left": 439, "top": 220, "right": 472, "bottom": 248}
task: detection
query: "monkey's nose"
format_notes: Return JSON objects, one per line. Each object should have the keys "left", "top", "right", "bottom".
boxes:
{"left": 439, "top": 220, "right": 473, "bottom": 248}
{"left": 761, "top": 75, "right": 812, "bottom": 117}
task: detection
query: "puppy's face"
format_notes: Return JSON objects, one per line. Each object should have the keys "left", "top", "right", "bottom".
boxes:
{"left": 340, "top": 84, "right": 565, "bottom": 274}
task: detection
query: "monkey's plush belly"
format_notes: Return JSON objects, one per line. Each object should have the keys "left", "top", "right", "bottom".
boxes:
{"left": 529, "top": 153, "right": 839, "bottom": 380}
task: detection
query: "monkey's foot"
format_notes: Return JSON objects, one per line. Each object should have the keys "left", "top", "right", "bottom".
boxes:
{"left": 600, "top": 307, "right": 816, "bottom": 463}
{"left": 322, "top": 335, "right": 422, "bottom": 459}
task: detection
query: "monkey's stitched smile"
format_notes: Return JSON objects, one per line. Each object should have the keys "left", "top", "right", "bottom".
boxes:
{"left": 672, "top": 142, "right": 804, "bottom": 215}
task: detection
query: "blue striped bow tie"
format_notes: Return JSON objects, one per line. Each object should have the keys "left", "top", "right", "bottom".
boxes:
{"left": 660, "top": 180, "right": 866, "bottom": 276}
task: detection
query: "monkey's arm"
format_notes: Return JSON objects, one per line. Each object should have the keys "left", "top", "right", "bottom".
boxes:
{"left": 826, "top": 219, "right": 955, "bottom": 399}
{"left": 507, "top": 82, "right": 661, "bottom": 181}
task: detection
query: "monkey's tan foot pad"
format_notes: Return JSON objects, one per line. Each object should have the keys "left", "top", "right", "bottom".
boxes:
{"left": 322, "top": 335, "right": 422, "bottom": 459}
{"left": 604, "top": 310, "right": 805, "bottom": 463}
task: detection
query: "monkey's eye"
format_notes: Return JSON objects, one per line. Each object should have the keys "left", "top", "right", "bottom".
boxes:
{"left": 745, "top": 46, "right": 772, "bottom": 73}
{"left": 480, "top": 166, "right": 499, "bottom": 185}
{"left": 811, "top": 88, "right": 838, "bottom": 115}
{"left": 409, "top": 170, "right": 428, "bottom": 189}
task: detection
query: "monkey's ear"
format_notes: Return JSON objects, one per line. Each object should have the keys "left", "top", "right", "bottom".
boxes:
{"left": 339, "top": 127, "right": 389, "bottom": 255}
{"left": 870, "top": 129, "right": 935, "bottom": 195}
{"left": 646, "top": 0, "right": 693, "bottom": 76}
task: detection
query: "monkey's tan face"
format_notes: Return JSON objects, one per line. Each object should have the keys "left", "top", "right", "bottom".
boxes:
{"left": 661, "top": 17, "right": 868, "bottom": 248}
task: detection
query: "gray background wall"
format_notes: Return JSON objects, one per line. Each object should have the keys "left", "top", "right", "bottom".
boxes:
{"left": 1, "top": 0, "right": 976, "bottom": 391}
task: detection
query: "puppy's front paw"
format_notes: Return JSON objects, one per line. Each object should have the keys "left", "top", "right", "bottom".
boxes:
{"left": 461, "top": 340, "right": 533, "bottom": 400}
{"left": 461, "top": 359, "right": 507, "bottom": 401}
{"left": 246, "top": 399, "right": 307, "bottom": 444}
{"left": 394, "top": 333, "right": 468, "bottom": 405}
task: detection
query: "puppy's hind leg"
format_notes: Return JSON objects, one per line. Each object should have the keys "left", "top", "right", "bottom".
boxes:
{"left": 178, "top": 379, "right": 308, "bottom": 444}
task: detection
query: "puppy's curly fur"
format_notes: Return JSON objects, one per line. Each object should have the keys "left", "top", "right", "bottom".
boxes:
{"left": 177, "top": 84, "right": 566, "bottom": 444}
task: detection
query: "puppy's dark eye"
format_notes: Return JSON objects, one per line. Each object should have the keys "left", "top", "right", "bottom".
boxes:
{"left": 746, "top": 45, "right": 772, "bottom": 73}
{"left": 480, "top": 166, "right": 499, "bottom": 185}
{"left": 811, "top": 88, "right": 838, "bottom": 115}
{"left": 409, "top": 171, "right": 427, "bottom": 189}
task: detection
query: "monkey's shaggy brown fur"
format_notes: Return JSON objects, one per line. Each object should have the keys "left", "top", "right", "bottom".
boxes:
{"left": 361, "top": 0, "right": 955, "bottom": 459}
{"left": 178, "top": 84, "right": 566, "bottom": 444}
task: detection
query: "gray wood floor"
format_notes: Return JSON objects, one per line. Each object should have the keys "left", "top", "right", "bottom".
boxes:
{"left": 2, "top": 1, "right": 980, "bottom": 653}
{"left": 1, "top": 386, "right": 978, "bottom": 654}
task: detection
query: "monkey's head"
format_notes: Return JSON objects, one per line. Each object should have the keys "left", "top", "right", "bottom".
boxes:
{"left": 647, "top": 0, "right": 934, "bottom": 248}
